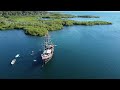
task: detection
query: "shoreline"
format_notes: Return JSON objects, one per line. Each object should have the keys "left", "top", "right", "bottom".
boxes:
{"left": 0, "top": 11, "right": 112, "bottom": 36}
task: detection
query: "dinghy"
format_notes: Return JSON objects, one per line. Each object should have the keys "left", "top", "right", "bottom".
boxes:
{"left": 15, "top": 54, "right": 20, "bottom": 58}
{"left": 33, "top": 60, "right": 37, "bottom": 62}
{"left": 11, "top": 59, "right": 16, "bottom": 65}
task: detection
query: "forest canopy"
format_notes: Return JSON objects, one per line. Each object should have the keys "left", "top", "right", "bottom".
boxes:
{"left": 0, "top": 11, "right": 112, "bottom": 36}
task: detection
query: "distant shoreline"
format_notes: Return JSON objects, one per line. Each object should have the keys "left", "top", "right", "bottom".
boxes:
{"left": 0, "top": 11, "right": 112, "bottom": 36}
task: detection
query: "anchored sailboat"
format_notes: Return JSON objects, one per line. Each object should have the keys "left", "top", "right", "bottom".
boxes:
{"left": 41, "top": 32, "right": 54, "bottom": 64}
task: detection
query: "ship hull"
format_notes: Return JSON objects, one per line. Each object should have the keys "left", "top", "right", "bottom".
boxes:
{"left": 43, "top": 53, "right": 53, "bottom": 64}
{"left": 41, "top": 45, "right": 54, "bottom": 64}
{"left": 41, "top": 32, "right": 54, "bottom": 65}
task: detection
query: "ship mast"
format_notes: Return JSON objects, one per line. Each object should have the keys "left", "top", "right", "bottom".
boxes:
{"left": 45, "top": 31, "right": 52, "bottom": 45}
{"left": 43, "top": 31, "right": 53, "bottom": 50}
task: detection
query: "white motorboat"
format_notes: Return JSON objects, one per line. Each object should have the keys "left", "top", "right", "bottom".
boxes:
{"left": 15, "top": 54, "right": 20, "bottom": 58}
{"left": 33, "top": 60, "right": 37, "bottom": 62}
{"left": 11, "top": 59, "right": 16, "bottom": 65}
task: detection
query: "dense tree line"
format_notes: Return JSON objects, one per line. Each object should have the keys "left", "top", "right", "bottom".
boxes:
{"left": 0, "top": 11, "right": 47, "bottom": 16}
{"left": 77, "top": 15, "right": 100, "bottom": 18}
{"left": 0, "top": 12, "right": 112, "bottom": 36}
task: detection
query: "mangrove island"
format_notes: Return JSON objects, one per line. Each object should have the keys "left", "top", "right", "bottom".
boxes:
{"left": 0, "top": 11, "right": 112, "bottom": 36}
{"left": 77, "top": 15, "right": 100, "bottom": 18}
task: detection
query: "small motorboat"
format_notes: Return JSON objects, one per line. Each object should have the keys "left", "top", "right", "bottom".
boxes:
{"left": 11, "top": 59, "right": 16, "bottom": 65}
{"left": 33, "top": 60, "right": 37, "bottom": 62}
{"left": 15, "top": 54, "right": 20, "bottom": 58}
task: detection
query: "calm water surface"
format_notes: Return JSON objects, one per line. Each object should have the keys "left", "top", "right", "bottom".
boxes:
{"left": 1, "top": 11, "right": 120, "bottom": 79}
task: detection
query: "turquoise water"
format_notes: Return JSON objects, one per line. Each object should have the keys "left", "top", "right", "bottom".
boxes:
{"left": 1, "top": 11, "right": 120, "bottom": 79}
